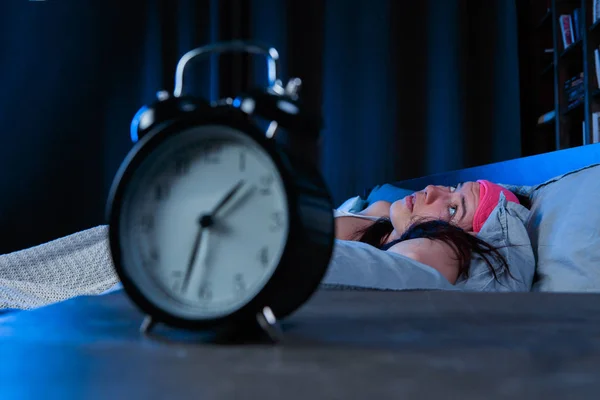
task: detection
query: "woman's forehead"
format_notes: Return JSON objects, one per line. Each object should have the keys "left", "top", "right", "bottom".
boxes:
{"left": 456, "top": 181, "right": 479, "bottom": 192}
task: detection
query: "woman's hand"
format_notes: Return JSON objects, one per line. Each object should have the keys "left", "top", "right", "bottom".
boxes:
{"left": 387, "top": 238, "right": 460, "bottom": 284}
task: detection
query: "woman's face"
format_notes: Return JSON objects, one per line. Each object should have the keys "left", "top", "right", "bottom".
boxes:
{"left": 389, "top": 182, "right": 481, "bottom": 233}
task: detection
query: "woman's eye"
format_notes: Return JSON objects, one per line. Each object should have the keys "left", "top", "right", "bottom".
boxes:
{"left": 449, "top": 205, "right": 457, "bottom": 217}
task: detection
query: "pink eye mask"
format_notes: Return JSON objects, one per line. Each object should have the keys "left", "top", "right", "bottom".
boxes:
{"left": 472, "top": 180, "right": 520, "bottom": 233}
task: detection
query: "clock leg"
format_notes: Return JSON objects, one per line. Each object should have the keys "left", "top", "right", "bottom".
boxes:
{"left": 256, "top": 306, "right": 283, "bottom": 344}
{"left": 140, "top": 315, "right": 157, "bottom": 335}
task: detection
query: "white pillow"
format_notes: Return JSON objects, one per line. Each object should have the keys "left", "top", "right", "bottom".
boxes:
{"left": 527, "top": 164, "right": 600, "bottom": 292}
{"left": 321, "top": 239, "right": 457, "bottom": 291}
{"left": 336, "top": 195, "right": 364, "bottom": 212}
{"left": 457, "top": 194, "right": 535, "bottom": 292}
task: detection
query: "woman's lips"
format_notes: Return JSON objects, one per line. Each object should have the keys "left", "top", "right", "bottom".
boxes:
{"left": 404, "top": 194, "right": 414, "bottom": 212}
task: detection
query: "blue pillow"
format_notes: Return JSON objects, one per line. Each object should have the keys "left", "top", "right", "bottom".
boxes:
{"left": 365, "top": 184, "right": 415, "bottom": 206}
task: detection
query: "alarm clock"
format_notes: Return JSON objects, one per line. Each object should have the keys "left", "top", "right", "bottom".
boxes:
{"left": 106, "top": 41, "right": 334, "bottom": 342}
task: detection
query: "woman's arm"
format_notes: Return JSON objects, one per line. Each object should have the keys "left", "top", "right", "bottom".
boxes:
{"left": 335, "top": 217, "right": 372, "bottom": 240}
{"left": 387, "top": 238, "right": 460, "bottom": 284}
{"left": 334, "top": 201, "right": 391, "bottom": 240}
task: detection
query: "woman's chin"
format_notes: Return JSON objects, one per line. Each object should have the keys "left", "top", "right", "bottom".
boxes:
{"left": 389, "top": 210, "right": 411, "bottom": 234}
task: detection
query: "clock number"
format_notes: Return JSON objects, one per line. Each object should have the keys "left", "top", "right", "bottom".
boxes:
{"left": 154, "top": 183, "right": 169, "bottom": 201}
{"left": 259, "top": 175, "right": 274, "bottom": 196}
{"left": 174, "top": 157, "right": 190, "bottom": 176}
{"left": 199, "top": 284, "right": 213, "bottom": 300}
{"left": 203, "top": 143, "right": 221, "bottom": 165}
{"left": 171, "top": 271, "right": 182, "bottom": 292}
{"left": 234, "top": 273, "right": 246, "bottom": 293}
{"left": 269, "top": 211, "right": 284, "bottom": 232}
{"left": 239, "top": 151, "right": 246, "bottom": 172}
{"left": 149, "top": 247, "right": 160, "bottom": 262}
{"left": 142, "top": 247, "right": 159, "bottom": 269}
{"left": 140, "top": 214, "right": 155, "bottom": 233}
{"left": 258, "top": 246, "right": 269, "bottom": 268}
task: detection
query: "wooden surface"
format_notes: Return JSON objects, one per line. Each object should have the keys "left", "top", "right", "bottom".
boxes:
{"left": 2, "top": 289, "right": 600, "bottom": 399}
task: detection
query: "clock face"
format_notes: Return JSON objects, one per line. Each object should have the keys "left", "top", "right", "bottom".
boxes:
{"left": 117, "top": 125, "right": 290, "bottom": 320}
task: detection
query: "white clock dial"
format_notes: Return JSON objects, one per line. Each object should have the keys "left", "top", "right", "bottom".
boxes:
{"left": 118, "top": 125, "right": 290, "bottom": 320}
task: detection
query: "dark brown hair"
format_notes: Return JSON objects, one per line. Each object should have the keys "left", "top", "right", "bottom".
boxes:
{"left": 352, "top": 217, "right": 511, "bottom": 282}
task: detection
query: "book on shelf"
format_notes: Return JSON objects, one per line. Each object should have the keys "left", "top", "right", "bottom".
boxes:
{"left": 594, "top": 0, "right": 600, "bottom": 24}
{"left": 573, "top": 8, "right": 581, "bottom": 42}
{"left": 564, "top": 73, "right": 584, "bottom": 109}
{"left": 595, "top": 49, "right": 600, "bottom": 88}
{"left": 592, "top": 112, "right": 600, "bottom": 144}
{"left": 559, "top": 14, "right": 575, "bottom": 49}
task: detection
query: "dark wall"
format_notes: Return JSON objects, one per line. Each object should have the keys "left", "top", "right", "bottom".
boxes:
{"left": 0, "top": 0, "right": 521, "bottom": 254}
{"left": 1, "top": 1, "right": 112, "bottom": 252}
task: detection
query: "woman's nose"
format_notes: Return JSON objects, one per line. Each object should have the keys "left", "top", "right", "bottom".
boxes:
{"left": 423, "top": 185, "right": 445, "bottom": 204}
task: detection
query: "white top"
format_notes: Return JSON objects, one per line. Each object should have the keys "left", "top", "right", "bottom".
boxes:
{"left": 333, "top": 209, "right": 381, "bottom": 221}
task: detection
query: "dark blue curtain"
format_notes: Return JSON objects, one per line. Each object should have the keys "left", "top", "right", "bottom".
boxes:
{"left": 0, "top": 0, "right": 521, "bottom": 254}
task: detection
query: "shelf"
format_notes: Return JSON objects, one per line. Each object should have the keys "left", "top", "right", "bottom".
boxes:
{"left": 541, "top": 62, "right": 554, "bottom": 76}
{"left": 536, "top": 118, "right": 555, "bottom": 128}
{"left": 560, "top": 39, "right": 582, "bottom": 60}
{"left": 536, "top": 110, "right": 555, "bottom": 127}
{"left": 590, "top": 19, "right": 600, "bottom": 35}
{"left": 519, "top": 2, "right": 599, "bottom": 157}
{"left": 536, "top": 11, "right": 552, "bottom": 30}
{"left": 562, "top": 99, "right": 584, "bottom": 116}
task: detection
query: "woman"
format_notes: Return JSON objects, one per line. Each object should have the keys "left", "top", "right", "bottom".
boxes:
{"left": 334, "top": 180, "right": 522, "bottom": 284}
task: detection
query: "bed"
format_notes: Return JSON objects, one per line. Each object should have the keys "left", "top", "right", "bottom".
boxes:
{"left": 2, "top": 144, "right": 600, "bottom": 398}
{"left": 2, "top": 143, "right": 600, "bottom": 313}
{"left": 325, "top": 142, "right": 600, "bottom": 294}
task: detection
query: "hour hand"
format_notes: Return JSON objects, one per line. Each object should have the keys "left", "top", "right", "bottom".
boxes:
{"left": 212, "top": 181, "right": 257, "bottom": 218}
{"left": 210, "top": 180, "right": 245, "bottom": 216}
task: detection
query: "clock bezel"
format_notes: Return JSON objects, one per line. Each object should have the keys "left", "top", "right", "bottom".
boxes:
{"left": 107, "top": 105, "right": 334, "bottom": 331}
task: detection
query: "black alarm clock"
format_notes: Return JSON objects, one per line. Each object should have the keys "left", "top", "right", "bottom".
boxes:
{"left": 106, "top": 41, "right": 334, "bottom": 342}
